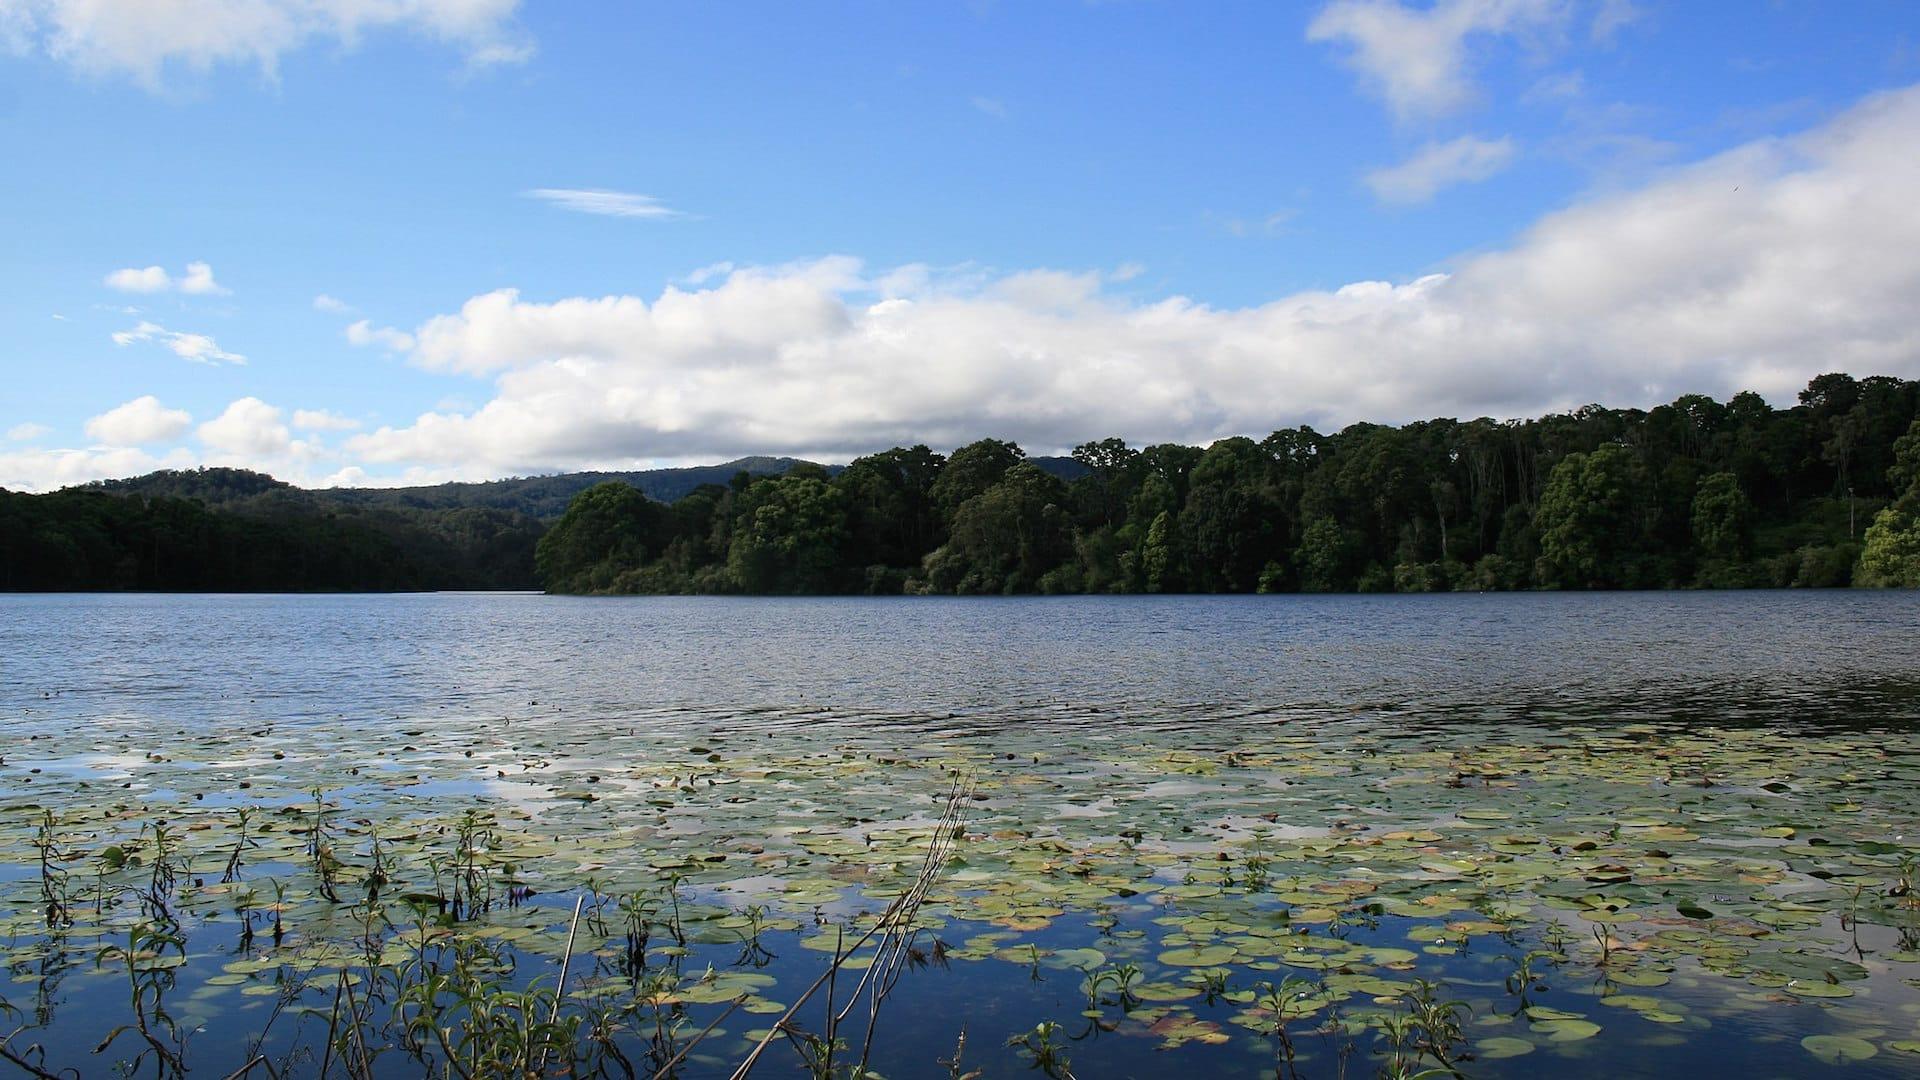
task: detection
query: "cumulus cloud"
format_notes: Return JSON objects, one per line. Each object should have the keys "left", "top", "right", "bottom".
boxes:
{"left": 1307, "top": 0, "right": 1568, "bottom": 120}
{"left": 104, "top": 260, "right": 228, "bottom": 295}
{"left": 104, "top": 265, "right": 172, "bottom": 293}
{"left": 345, "top": 320, "right": 416, "bottom": 352}
{"left": 523, "top": 189, "right": 683, "bottom": 219}
{"left": 1366, "top": 134, "right": 1518, "bottom": 202}
{"left": 0, "top": 446, "right": 195, "bottom": 492}
{"left": 179, "top": 260, "right": 225, "bottom": 294}
{"left": 0, "top": 396, "right": 348, "bottom": 491}
{"left": 198, "top": 396, "right": 291, "bottom": 459}
{"left": 112, "top": 321, "right": 246, "bottom": 365}
{"left": 84, "top": 395, "right": 192, "bottom": 445}
{"left": 0, "top": 0, "right": 530, "bottom": 87}
{"left": 340, "top": 85, "right": 1920, "bottom": 480}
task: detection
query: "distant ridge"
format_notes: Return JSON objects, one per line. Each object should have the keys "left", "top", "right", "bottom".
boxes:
{"left": 88, "top": 454, "right": 1090, "bottom": 521}
{"left": 321, "top": 455, "right": 827, "bottom": 519}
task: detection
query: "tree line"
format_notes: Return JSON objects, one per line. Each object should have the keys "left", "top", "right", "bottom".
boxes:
{"left": 5, "top": 372, "right": 1918, "bottom": 594}
{"left": 536, "top": 372, "right": 1920, "bottom": 595}
{"left": 0, "top": 470, "right": 542, "bottom": 591}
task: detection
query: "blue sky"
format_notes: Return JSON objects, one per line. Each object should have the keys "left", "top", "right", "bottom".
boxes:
{"left": 3, "top": 0, "right": 1919, "bottom": 489}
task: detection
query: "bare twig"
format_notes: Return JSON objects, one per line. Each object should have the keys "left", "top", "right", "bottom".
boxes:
{"left": 730, "top": 772, "right": 973, "bottom": 1080}
{"left": 218, "top": 1055, "right": 270, "bottom": 1080}
{"left": 1, "top": 1025, "right": 69, "bottom": 1080}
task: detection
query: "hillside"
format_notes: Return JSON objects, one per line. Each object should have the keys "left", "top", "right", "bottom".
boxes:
{"left": 88, "top": 454, "right": 1089, "bottom": 521}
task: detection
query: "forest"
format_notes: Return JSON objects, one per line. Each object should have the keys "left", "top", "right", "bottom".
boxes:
{"left": 0, "top": 470, "right": 543, "bottom": 591}
{"left": 537, "top": 372, "right": 1920, "bottom": 595}
{"left": 3, "top": 372, "right": 1918, "bottom": 594}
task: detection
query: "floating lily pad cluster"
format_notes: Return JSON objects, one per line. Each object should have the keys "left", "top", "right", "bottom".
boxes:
{"left": 2, "top": 705, "right": 1918, "bottom": 1076}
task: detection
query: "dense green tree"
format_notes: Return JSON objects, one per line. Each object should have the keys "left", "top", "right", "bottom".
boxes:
{"left": 835, "top": 445, "right": 944, "bottom": 571}
{"left": 1534, "top": 445, "right": 1653, "bottom": 588}
{"left": 1070, "top": 437, "right": 1143, "bottom": 529}
{"left": 922, "top": 462, "right": 1072, "bottom": 594}
{"left": 1294, "top": 515, "right": 1355, "bottom": 592}
{"left": 1183, "top": 437, "right": 1288, "bottom": 591}
{"left": 1859, "top": 419, "right": 1920, "bottom": 587}
{"left": 725, "top": 475, "right": 850, "bottom": 593}
{"left": 930, "top": 438, "right": 1024, "bottom": 515}
{"left": 534, "top": 482, "right": 669, "bottom": 592}
{"left": 1691, "top": 472, "right": 1755, "bottom": 562}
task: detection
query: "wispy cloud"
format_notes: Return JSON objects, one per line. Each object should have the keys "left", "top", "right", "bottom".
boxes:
{"left": 1213, "top": 208, "right": 1301, "bottom": 238}
{"left": 1366, "top": 135, "right": 1518, "bottom": 203}
{"left": 1308, "top": 0, "right": 1569, "bottom": 120}
{"left": 112, "top": 321, "right": 246, "bottom": 365}
{"left": 313, "top": 294, "right": 354, "bottom": 315}
{"left": 970, "top": 95, "right": 1008, "bottom": 119}
{"left": 1591, "top": 0, "right": 1643, "bottom": 44}
{"left": 523, "top": 188, "right": 684, "bottom": 219}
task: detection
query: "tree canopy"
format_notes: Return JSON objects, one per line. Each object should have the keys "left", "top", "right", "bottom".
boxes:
{"left": 528, "top": 372, "right": 1920, "bottom": 596}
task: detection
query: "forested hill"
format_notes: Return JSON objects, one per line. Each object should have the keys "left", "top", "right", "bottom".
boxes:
{"left": 536, "top": 373, "right": 1920, "bottom": 595}
{"left": 5, "top": 373, "right": 1920, "bottom": 594}
{"left": 89, "top": 455, "right": 819, "bottom": 518}
{"left": 0, "top": 454, "right": 1088, "bottom": 591}
{"left": 0, "top": 455, "right": 833, "bottom": 591}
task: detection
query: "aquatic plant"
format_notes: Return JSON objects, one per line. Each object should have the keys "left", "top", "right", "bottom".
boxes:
{"left": 95, "top": 920, "right": 190, "bottom": 1078}
{"left": 1374, "top": 980, "right": 1470, "bottom": 1079}
{"left": 4, "top": 710, "right": 1920, "bottom": 1075}
{"left": 1006, "top": 1020, "right": 1074, "bottom": 1079}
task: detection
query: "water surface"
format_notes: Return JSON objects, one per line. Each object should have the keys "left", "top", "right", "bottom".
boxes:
{"left": 3, "top": 591, "right": 1919, "bottom": 1078}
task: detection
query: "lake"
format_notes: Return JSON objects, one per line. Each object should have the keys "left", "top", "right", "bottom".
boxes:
{"left": 3, "top": 591, "right": 1920, "bottom": 1077}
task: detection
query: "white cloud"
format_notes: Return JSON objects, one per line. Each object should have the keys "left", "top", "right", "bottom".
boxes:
{"left": 292, "top": 408, "right": 360, "bottom": 432}
{"left": 0, "top": 0, "right": 529, "bottom": 88}
{"left": 0, "top": 396, "right": 345, "bottom": 490}
{"left": 198, "top": 396, "right": 291, "bottom": 458}
{"left": 1307, "top": 0, "right": 1568, "bottom": 120}
{"left": 84, "top": 395, "right": 192, "bottom": 445}
{"left": 339, "top": 85, "right": 1920, "bottom": 479}
{"left": 112, "top": 321, "right": 246, "bottom": 365}
{"left": 345, "top": 319, "right": 416, "bottom": 352}
{"left": 0, "top": 446, "right": 195, "bottom": 492}
{"left": 6, "top": 422, "right": 52, "bottom": 441}
{"left": 104, "top": 265, "right": 172, "bottom": 293}
{"left": 524, "top": 188, "right": 683, "bottom": 219}
{"left": 104, "top": 260, "right": 228, "bottom": 295}
{"left": 1366, "top": 134, "right": 1518, "bottom": 202}
{"left": 970, "top": 95, "right": 1008, "bottom": 119}
{"left": 312, "top": 293, "right": 354, "bottom": 314}
{"left": 179, "top": 260, "right": 226, "bottom": 295}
